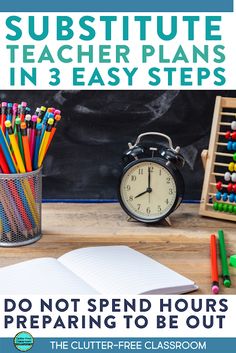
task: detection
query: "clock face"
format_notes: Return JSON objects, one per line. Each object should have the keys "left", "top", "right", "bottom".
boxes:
{"left": 119, "top": 160, "right": 177, "bottom": 221}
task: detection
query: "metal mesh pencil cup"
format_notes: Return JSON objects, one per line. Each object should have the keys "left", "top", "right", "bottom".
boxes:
{"left": 0, "top": 168, "right": 42, "bottom": 247}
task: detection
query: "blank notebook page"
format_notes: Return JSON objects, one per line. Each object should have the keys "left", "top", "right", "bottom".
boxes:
{"left": 58, "top": 246, "right": 195, "bottom": 294}
{"left": 0, "top": 258, "right": 98, "bottom": 294}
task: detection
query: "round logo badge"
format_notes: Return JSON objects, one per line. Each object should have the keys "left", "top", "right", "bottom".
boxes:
{"left": 14, "top": 332, "right": 34, "bottom": 352}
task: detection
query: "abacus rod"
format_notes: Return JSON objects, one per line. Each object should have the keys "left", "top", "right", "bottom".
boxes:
{"left": 219, "top": 122, "right": 232, "bottom": 126}
{"left": 212, "top": 172, "right": 224, "bottom": 177}
{"left": 207, "top": 201, "right": 235, "bottom": 206}
{"left": 210, "top": 182, "right": 228, "bottom": 187}
{"left": 216, "top": 142, "right": 227, "bottom": 146}
{"left": 214, "top": 162, "right": 228, "bottom": 167}
{"left": 215, "top": 152, "right": 234, "bottom": 158}
{"left": 220, "top": 112, "right": 236, "bottom": 117}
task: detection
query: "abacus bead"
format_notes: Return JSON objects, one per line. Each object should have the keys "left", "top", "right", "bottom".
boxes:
{"left": 218, "top": 203, "right": 223, "bottom": 211}
{"left": 227, "top": 141, "right": 233, "bottom": 151}
{"left": 231, "top": 121, "right": 236, "bottom": 130}
{"left": 223, "top": 204, "right": 228, "bottom": 212}
{"left": 232, "top": 132, "right": 236, "bottom": 140}
{"left": 233, "top": 153, "right": 236, "bottom": 162}
{"left": 216, "top": 192, "right": 222, "bottom": 200}
{"left": 228, "top": 204, "right": 233, "bottom": 213}
{"left": 216, "top": 181, "right": 223, "bottom": 190}
{"left": 224, "top": 172, "right": 231, "bottom": 181}
{"left": 233, "top": 206, "right": 236, "bottom": 214}
{"left": 232, "top": 173, "right": 236, "bottom": 182}
{"left": 222, "top": 192, "right": 228, "bottom": 201}
{"left": 225, "top": 131, "right": 231, "bottom": 139}
{"left": 227, "top": 183, "right": 233, "bottom": 192}
{"left": 213, "top": 202, "right": 219, "bottom": 211}
{"left": 233, "top": 184, "right": 236, "bottom": 193}
{"left": 233, "top": 142, "right": 236, "bottom": 151}
{"left": 229, "top": 193, "right": 235, "bottom": 203}
{"left": 228, "top": 162, "right": 235, "bottom": 172}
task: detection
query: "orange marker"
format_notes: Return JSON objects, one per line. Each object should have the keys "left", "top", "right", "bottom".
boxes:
{"left": 21, "top": 122, "right": 32, "bottom": 172}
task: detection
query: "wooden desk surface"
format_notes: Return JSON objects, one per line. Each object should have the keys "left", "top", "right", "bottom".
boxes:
{"left": 0, "top": 203, "right": 235, "bottom": 295}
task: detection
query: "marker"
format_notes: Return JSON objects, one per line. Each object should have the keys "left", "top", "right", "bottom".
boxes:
{"left": 1, "top": 102, "right": 7, "bottom": 134}
{"left": 15, "top": 117, "right": 25, "bottom": 165}
{"left": 7, "top": 103, "right": 13, "bottom": 122}
{"left": 33, "top": 123, "right": 42, "bottom": 170}
{"left": 20, "top": 102, "right": 27, "bottom": 122}
{"left": 5, "top": 121, "right": 25, "bottom": 173}
{"left": 38, "top": 118, "right": 54, "bottom": 167}
{"left": 210, "top": 234, "right": 220, "bottom": 294}
{"left": 29, "top": 115, "right": 37, "bottom": 159}
{"left": 218, "top": 230, "right": 231, "bottom": 287}
{"left": 21, "top": 122, "right": 32, "bottom": 172}
{"left": 0, "top": 126, "right": 17, "bottom": 173}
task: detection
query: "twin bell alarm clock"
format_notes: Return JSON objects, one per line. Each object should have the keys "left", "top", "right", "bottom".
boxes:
{"left": 118, "top": 132, "right": 185, "bottom": 223}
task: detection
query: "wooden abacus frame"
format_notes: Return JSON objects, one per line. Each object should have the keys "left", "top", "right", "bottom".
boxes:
{"left": 199, "top": 96, "right": 236, "bottom": 221}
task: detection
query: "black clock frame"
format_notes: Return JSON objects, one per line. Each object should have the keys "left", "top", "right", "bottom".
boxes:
{"left": 118, "top": 157, "right": 185, "bottom": 223}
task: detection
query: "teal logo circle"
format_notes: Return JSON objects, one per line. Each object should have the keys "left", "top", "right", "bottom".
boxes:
{"left": 14, "top": 332, "right": 34, "bottom": 352}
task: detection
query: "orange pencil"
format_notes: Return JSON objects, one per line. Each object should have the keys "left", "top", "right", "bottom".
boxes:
{"left": 210, "top": 234, "right": 220, "bottom": 294}
{"left": 45, "top": 114, "right": 61, "bottom": 155}
{"left": 21, "top": 122, "right": 32, "bottom": 172}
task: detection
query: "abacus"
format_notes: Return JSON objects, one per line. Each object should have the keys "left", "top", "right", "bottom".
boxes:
{"left": 200, "top": 96, "right": 236, "bottom": 221}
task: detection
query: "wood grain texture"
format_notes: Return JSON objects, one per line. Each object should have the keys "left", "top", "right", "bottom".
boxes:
{"left": 0, "top": 203, "right": 235, "bottom": 295}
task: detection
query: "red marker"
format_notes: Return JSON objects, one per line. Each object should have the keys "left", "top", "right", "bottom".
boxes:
{"left": 210, "top": 234, "right": 220, "bottom": 294}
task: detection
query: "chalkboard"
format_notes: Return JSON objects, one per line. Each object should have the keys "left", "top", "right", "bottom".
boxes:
{"left": 1, "top": 90, "right": 236, "bottom": 201}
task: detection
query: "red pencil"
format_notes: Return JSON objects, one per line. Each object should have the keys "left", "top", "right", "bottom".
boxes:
{"left": 210, "top": 234, "right": 220, "bottom": 294}
{"left": 0, "top": 146, "right": 10, "bottom": 173}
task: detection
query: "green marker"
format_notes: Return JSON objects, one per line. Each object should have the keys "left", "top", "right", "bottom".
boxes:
{"left": 218, "top": 230, "right": 231, "bottom": 288}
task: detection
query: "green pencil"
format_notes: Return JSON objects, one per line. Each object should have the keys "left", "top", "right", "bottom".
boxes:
{"left": 218, "top": 229, "right": 231, "bottom": 288}
{"left": 15, "top": 117, "right": 25, "bottom": 165}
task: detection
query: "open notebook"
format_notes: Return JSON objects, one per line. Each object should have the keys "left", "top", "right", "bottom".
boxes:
{"left": 0, "top": 246, "right": 197, "bottom": 294}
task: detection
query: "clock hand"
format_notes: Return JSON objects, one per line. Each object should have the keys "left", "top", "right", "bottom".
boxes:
{"left": 135, "top": 190, "right": 148, "bottom": 199}
{"left": 135, "top": 187, "right": 152, "bottom": 199}
{"left": 148, "top": 167, "right": 151, "bottom": 189}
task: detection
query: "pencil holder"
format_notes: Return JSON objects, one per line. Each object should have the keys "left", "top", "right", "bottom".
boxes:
{"left": 0, "top": 168, "right": 42, "bottom": 247}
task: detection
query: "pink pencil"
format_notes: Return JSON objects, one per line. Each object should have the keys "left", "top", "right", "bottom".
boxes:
{"left": 29, "top": 115, "right": 37, "bottom": 160}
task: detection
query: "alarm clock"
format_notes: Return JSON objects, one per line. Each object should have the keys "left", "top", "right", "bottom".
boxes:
{"left": 118, "top": 132, "right": 185, "bottom": 223}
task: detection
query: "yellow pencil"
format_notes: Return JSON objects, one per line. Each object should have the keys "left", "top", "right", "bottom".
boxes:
{"left": 38, "top": 118, "right": 54, "bottom": 168}
{"left": 5, "top": 121, "right": 26, "bottom": 173}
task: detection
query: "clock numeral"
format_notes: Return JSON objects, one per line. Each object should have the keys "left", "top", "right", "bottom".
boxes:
{"left": 125, "top": 185, "right": 131, "bottom": 191}
{"left": 169, "top": 188, "right": 173, "bottom": 195}
{"left": 150, "top": 166, "right": 154, "bottom": 172}
{"left": 166, "top": 177, "right": 171, "bottom": 184}
{"left": 157, "top": 205, "right": 162, "bottom": 212}
{"left": 138, "top": 168, "right": 144, "bottom": 175}
{"left": 159, "top": 169, "right": 162, "bottom": 176}
{"left": 146, "top": 207, "right": 151, "bottom": 214}
{"left": 137, "top": 204, "right": 141, "bottom": 210}
{"left": 165, "top": 198, "right": 169, "bottom": 205}
{"left": 131, "top": 175, "right": 136, "bottom": 181}
{"left": 129, "top": 195, "right": 134, "bottom": 201}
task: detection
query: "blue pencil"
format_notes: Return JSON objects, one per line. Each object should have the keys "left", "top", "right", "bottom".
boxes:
{"left": 34, "top": 123, "right": 43, "bottom": 170}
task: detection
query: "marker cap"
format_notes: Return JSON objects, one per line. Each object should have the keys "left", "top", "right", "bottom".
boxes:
{"left": 230, "top": 255, "right": 236, "bottom": 268}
